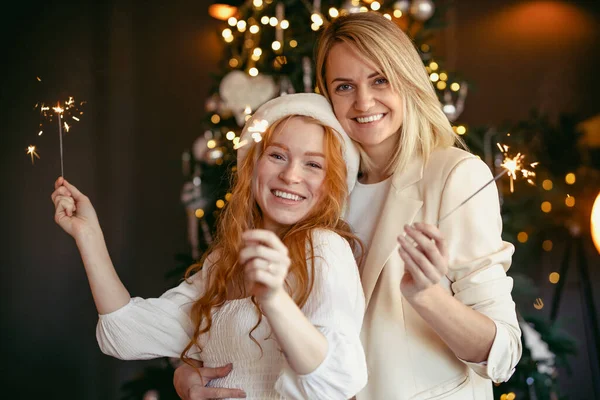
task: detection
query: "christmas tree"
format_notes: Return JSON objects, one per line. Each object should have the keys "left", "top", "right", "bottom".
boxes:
{"left": 122, "top": 1, "right": 597, "bottom": 399}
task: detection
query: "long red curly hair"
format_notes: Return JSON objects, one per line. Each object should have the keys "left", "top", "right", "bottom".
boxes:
{"left": 180, "top": 115, "right": 362, "bottom": 365}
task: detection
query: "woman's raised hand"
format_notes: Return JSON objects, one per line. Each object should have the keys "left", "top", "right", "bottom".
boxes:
{"left": 239, "top": 229, "right": 291, "bottom": 304}
{"left": 397, "top": 222, "right": 449, "bottom": 301}
{"left": 51, "top": 177, "right": 101, "bottom": 241}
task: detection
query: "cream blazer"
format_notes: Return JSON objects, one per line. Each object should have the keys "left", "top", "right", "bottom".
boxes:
{"left": 355, "top": 147, "right": 522, "bottom": 400}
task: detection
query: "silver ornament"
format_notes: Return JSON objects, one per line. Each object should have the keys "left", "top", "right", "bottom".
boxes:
{"left": 410, "top": 0, "right": 435, "bottom": 21}
{"left": 394, "top": 0, "right": 410, "bottom": 13}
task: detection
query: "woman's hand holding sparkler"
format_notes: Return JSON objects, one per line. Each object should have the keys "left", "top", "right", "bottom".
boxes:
{"left": 51, "top": 176, "right": 102, "bottom": 242}
{"left": 51, "top": 176, "right": 130, "bottom": 314}
{"left": 239, "top": 229, "right": 291, "bottom": 304}
{"left": 397, "top": 222, "right": 449, "bottom": 301}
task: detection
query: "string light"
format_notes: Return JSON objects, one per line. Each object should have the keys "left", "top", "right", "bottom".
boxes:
{"left": 450, "top": 82, "right": 461, "bottom": 91}
{"left": 549, "top": 272, "right": 560, "bottom": 284}
{"left": 517, "top": 232, "right": 529, "bottom": 243}
{"left": 280, "top": 20, "right": 289, "bottom": 29}
{"left": 261, "top": 16, "right": 269, "bottom": 24}
{"left": 394, "top": 9, "right": 402, "bottom": 18}
{"left": 565, "top": 195, "right": 575, "bottom": 207}
{"left": 272, "top": 41, "right": 281, "bottom": 51}
{"left": 249, "top": 67, "right": 259, "bottom": 77}
{"left": 289, "top": 39, "right": 298, "bottom": 48}
{"left": 439, "top": 72, "right": 448, "bottom": 81}
{"left": 226, "top": 131, "right": 236, "bottom": 140}
{"left": 207, "top": 139, "right": 217, "bottom": 149}
{"left": 216, "top": 199, "right": 225, "bottom": 209}
{"left": 195, "top": 209, "right": 205, "bottom": 218}
{"left": 565, "top": 172, "right": 576, "bottom": 184}
{"left": 269, "top": 17, "right": 278, "bottom": 26}
{"left": 383, "top": 13, "right": 392, "bottom": 20}
{"left": 370, "top": 1, "right": 381, "bottom": 10}
{"left": 429, "top": 61, "right": 438, "bottom": 70}
{"left": 329, "top": 8, "right": 339, "bottom": 18}
{"left": 211, "top": 114, "right": 221, "bottom": 124}
{"left": 430, "top": 73, "right": 439, "bottom": 82}
{"left": 237, "top": 20, "right": 247, "bottom": 32}
{"left": 436, "top": 81, "right": 447, "bottom": 90}
{"left": 542, "top": 179, "right": 553, "bottom": 190}
{"left": 543, "top": 240, "right": 553, "bottom": 251}
{"left": 228, "top": 17, "right": 237, "bottom": 26}
{"left": 541, "top": 201, "right": 552, "bottom": 213}
{"left": 249, "top": 24, "right": 260, "bottom": 34}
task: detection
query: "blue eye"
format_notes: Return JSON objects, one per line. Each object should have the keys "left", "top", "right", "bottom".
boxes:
{"left": 335, "top": 83, "right": 353, "bottom": 92}
{"left": 375, "top": 77, "right": 389, "bottom": 85}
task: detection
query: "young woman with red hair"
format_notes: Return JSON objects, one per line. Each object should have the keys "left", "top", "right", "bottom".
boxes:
{"left": 51, "top": 94, "right": 367, "bottom": 399}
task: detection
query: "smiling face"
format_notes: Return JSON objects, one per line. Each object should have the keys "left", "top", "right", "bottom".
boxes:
{"left": 325, "top": 42, "right": 404, "bottom": 159}
{"left": 253, "top": 117, "right": 327, "bottom": 232}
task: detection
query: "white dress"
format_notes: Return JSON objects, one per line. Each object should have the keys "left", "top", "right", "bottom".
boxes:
{"left": 96, "top": 229, "right": 367, "bottom": 400}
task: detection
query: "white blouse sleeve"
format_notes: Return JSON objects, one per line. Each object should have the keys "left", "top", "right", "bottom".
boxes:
{"left": 441, "top": 157, "right": 522, "bottom": 383}
{"left": 96, "top": 268, "right": 206, "bottom": 360}
{"left": 275, "top": 230, "right": 368, "bottom": 399}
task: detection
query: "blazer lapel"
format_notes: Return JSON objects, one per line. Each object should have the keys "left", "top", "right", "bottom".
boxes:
{"left": 361, "top": 157, "right": 425, "bottom": 306}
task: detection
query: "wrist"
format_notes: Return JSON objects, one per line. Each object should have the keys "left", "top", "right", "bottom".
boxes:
{"left": 75, "top": 226, "right": 106, "bottom": 250}
{"left": 404, "top": 284, "right": 446, "bottom": 308}
{"left": 258, "top": 288, "right": 289, "bottom": 314}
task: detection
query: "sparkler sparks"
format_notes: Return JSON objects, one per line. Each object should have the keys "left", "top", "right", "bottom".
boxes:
{"left": 26, "top": 145, "right": 40, "bottom": 164}
{"left": 437, "top": 143, "right": 538, "bottom": 224}
{"left": 497, "top": 143, "right": 538, "bottom": 193}
{"left": 29, "top": 94, "right": 85, "bottom": 174}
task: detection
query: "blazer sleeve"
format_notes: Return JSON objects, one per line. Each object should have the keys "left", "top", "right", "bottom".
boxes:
{"left": 439, "top": 156, "right": 522, "bottom": 383}
{"left": 275, "top": 230, "right": 368, "bottom": 399}
{"left": 95, "top": 268, "right": 206, "bottom": 360}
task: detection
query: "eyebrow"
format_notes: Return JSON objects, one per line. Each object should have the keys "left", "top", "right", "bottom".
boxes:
{"left": 330, "top": 72, "right": 380, "bottom": 84}
{"left": 270, "top": 142, "right": 325, "bottom": 158}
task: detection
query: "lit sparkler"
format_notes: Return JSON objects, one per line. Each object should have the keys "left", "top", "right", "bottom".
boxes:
{"left": 438, "top": 143, "right": 538, "bottom": 224}
{"left": 32, "top": 94, "right": 85, "bottom": 175}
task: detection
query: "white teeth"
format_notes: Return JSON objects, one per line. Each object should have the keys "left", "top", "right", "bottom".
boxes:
{"left": 273, "top": 190, "right": 303, "bottom": 201}
{"left": 356, "top": 114, "right": 384, "bottom": 124}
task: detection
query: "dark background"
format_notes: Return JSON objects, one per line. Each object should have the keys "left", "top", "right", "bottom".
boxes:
{"left": 1, "top": 0, "right": 599, "bottom": 399}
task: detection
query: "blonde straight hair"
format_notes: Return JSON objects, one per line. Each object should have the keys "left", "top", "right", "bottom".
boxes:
{"left": 315, "top": 12, "right": 465, "bottom": 176}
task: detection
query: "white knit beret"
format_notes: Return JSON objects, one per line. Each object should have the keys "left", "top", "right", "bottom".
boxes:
{"left": 237, "top": 93, "right": 360, "bottom": 193}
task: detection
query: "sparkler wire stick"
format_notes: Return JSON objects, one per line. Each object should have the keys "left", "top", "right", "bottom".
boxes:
{"left": 58, "top": 112, "right": 64, "bottom": 177}
{"left": 437, "top": 169, "right": 508, "bottom": 225}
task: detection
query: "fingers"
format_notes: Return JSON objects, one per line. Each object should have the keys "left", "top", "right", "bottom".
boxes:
{"left": 398, "top": 244, "right": 429, "bottom": 287}
{"left": 239, "top": 244, "right": 287, "bottom": 267}
{"left": 189, "top": 385, "right": 247, "bottom": 399}
{"left": 198, "top": 364, "right": 234, "bottom": 380}
{"left": 51, "top": 185, "right": 72, "bottom": 204}
{"left": 54, "top": 176, "right": 64, "bottom": 190}
{"left": 403, "top": 224, "right": 447, "bottom": 272}
{"left": 61, "top": 179, "right": 87, "bottom": 202}
{"left": 242, "top": 230, "right": 288, "bottom": 254}
{"left": 397, "top": 236, "right": 440, "bottom": 284}
{"left": 413, "top": 222, "right": 449, "bottom": 259}
{"left": 54, "top": 195, "right": 77, "bottom": 218}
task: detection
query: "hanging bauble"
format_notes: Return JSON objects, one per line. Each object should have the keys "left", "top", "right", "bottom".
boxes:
{"left": 409, "top": 0, "right": 435, "bottom": 21}
{"left": 142, "top": 390, "right": 159, "bottom": 400}
{"left": 394, "top": 0, "right": 410, "bottom": 13}
{"left": 205, "top": 94, "right": 220, "bottom": 112}
{"left": 192, "top": 133, "right": 210, "bottom": 161}
{"left": 219, "top": 70, "right": 278, "bottom": 126}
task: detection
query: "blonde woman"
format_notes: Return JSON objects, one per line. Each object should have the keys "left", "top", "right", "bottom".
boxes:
{"left": 51, "top": 94, "right": 368, "bottom": 399}
{"left": 175, "top": 12, "right": 522, "bottom": 400}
